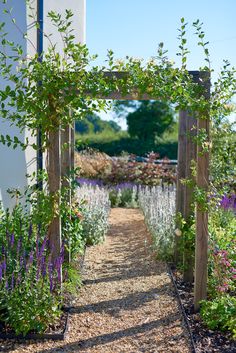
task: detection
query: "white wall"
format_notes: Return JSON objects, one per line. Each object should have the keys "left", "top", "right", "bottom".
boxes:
{"left": 0, "top": 0, "right": 86, "bottom": 210}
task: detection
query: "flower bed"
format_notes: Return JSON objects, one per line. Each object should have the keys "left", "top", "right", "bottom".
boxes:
{"left": 170, "top": 268, "right": 236, "bottom": 353}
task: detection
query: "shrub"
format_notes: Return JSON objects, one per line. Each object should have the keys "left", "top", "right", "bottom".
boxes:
{"left": 200, "top": 295, "right": 236, "bottom": 339}
{"left": 76, "top": 134, "right": 178, "bottom": 159}
{"left": 208, "top": 206, "right": 236, "bottom": 297}
{"left": 109, "top": 183, "right": 139, "bottom": 208}
{"left": 100, "top": 154, "right": 176, "bottom": 186}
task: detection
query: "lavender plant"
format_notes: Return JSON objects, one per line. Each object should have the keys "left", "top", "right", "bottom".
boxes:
{"left": 139, "top": 185, "right": 176, "bottom": 260}
{"left": 77, "top": 184, "right": 110, "bottom": 245}
{"left": 0, "top": 220, "right": 64, "bottom": 336}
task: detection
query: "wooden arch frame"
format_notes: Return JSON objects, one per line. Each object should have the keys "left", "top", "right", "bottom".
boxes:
{"left": 48, "top": 70, "right": 210, "bottom": 311}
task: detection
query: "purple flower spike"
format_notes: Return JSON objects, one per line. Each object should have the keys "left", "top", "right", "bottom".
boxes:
{"left": 16, "top": 239, "right": 21, "bottom": 256}
{"left": 19, "top": 256, "right": 24, "bottom": 269}
{"left": 0, "top": 264, "right": 2, "bottom": 282}
{"left": 2, "top": 259, "right": 6, "bottom": 275}
{"left": 5, "top": 280, "right": 9, "bottom": 290}
{"left": 10, "top": 233, "right": 14, "bottom": 247}
{"left": 11, "top": 272, "right": 14, "bottom": 289}
{"left": 39, "top": 236, "right": 47, "bottom": 258}
{"left": 220, "top": 193, "right": 236, "bottom": 211}
{"left": 41, "top": 256, "right": 47, "bottom": 277}
{"left": 29, "top": 250, "right": 34, "bottom": 265}
{"left": 36, "top": 267, "right": 40, "bottom": 282}
{"left": 48, "top": 263, "right": 53, "bottom": 292}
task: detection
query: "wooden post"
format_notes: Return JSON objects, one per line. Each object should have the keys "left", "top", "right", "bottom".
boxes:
{"left": 183, "top": 114, "right": 197, "bottom": 283}
{"left": 61, "top": 125, "right": 72, "bottom": 263}
{"left": 175, "top": 111, "right": 187, "bottom": 264}
{"left": 71, "top": 122, "right": 75, "bottom": 171}
{"left": 194, "top": 72, "right": 210, "bottom": 311}
{"left": 47, "top": 129, "right": 62, "bottom": 278}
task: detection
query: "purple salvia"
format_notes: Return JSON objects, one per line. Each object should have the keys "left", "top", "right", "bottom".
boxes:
{"left": 16, "top": 272, "right": 21, "bottom": 286}
{"left": 16, "top": 239, "right": 21, "bottom": 257}
{"left": 36, "top": 232, "right": 40, "bottom": 258}
{"left": 10, "top": 233, "right": 14, "bottom": 247}
{"left": 0, "top": 264, "right": 2, "bottom": 282}
{"left": 5, "top": 279, "right": 9, "bottom": 290}
{"left": 36, "top": 266, "right": 40, "bottom": 282}
{"left": 23, "top": 249, "right": 27, "bottom": 268}
{"left": 41, "top": 256, "right": 47, "bottom": 277}
{"left": 57, "top": 267, "right": 62, "bottom": 284}
{"left": 11, "top": 272, "right": 14, "bottom": 289}
{"left": 29, "top": 250, "right": 34, "bottom": 265}
{"left": 54, "top": 256, "right": 62, "bottom": 285}
{"left": 2, "top": 259, "right": 6, "bottom": 275}
{"left": 39, "top": 236, "right": 47, "bottom": 258}
{"left": 48, "top": 262, "right": 53, "bottom": 292}
{"left": 19, "top": 255, "right": 24, "bottom": 269}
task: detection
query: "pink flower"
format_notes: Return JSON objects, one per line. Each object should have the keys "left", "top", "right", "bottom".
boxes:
{"left": 217, "top": 286, "right": 226, "bottom": 293}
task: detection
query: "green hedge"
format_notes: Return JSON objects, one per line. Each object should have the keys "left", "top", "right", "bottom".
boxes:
{"left": 76, "top": 136, "right": 178, "bottom": 159}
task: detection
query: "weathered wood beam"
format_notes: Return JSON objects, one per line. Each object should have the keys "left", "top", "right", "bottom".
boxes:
{"left": 61, "top": 125, "right": 71, "bottom": 263}
{"left": 47, "top": 129, "right": 62, "bottom": 280}
{"left": 183, "top": 114, "right": 197, "bottom": 283}
{"left": 194, "top": 72, "right": 210, "bottom": 311}
{"left": 175, "top": 110, "right": 187, "bottom": 264}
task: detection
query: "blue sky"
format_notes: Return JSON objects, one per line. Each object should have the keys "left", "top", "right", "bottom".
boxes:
{"left": 86, "top": 0, "right": 236, "bottom": 127}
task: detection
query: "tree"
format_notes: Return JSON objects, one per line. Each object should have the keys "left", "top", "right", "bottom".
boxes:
{"left": 75, "top": 114, "right": 121, "bottom": 134}
{"left": 114, "top": 100, "right": 174, "bottom": 142}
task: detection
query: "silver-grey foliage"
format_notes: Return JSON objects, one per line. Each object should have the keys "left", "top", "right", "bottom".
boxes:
{"left": 138, "top": 185, "right": 176, "bottom": 260}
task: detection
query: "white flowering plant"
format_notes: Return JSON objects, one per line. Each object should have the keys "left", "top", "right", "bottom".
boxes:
{"left": 77, "top": 184, "right": 111, "bottom": 245}
{"left": 139, "top": 185, "right": 176, "bottom": 260}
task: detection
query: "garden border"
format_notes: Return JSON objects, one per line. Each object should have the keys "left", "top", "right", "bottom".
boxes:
{"left": 168, "top": 264, "right": 197, "bottom": 353}
{"left": 0, "top": 312, "right": 69, "bottom": 341}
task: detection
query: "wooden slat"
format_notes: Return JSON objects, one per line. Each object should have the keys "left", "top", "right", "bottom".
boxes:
{"left": 61, "top": 125, "right": 71, "bottom": 263}
{"left": 194, "top": 72, "right": 210, "bottom": 311}
{"left": 71, "top": 122, "right": 75, "bottom": 171}
{"left": 183, "top": 114, "right": 197, "bottom": 283}
{"left": 175, "top": 110, "right": 187, "bottom": 264}
{"left": 47, "top": 129, "right": 62, "bottom": 281}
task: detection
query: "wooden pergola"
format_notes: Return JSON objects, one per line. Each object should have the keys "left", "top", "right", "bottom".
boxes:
{"left": 47, "top": 70, "right": 210, "bottom": 311}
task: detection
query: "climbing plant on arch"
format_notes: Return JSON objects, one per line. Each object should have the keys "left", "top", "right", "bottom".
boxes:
{"left": 0, "top": 11, "right": 235, "bottom": 311}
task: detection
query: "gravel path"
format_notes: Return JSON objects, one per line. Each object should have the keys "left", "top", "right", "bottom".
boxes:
{"left": 2, "top": 208, "right": 191, "bottom": 353}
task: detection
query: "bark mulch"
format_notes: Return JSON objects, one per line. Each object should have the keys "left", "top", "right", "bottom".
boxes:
{"left": 171, "top": 270, "right": 236, "bottom": 353}
{"left": 1, "top": 208, "right": 191, "bottom": 353}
